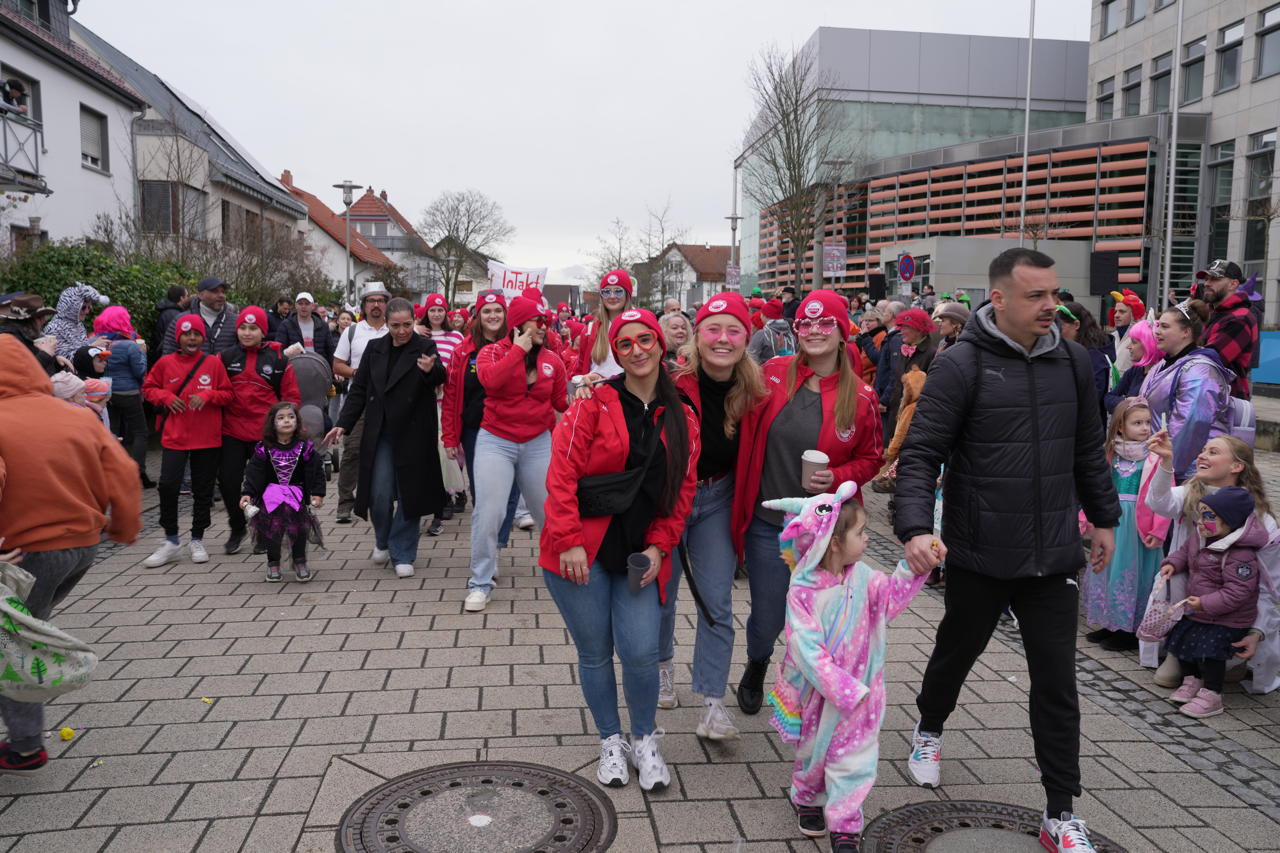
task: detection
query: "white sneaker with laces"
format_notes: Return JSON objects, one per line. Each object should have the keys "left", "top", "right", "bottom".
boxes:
{"left": 394, "top": 563, "right": 414, "bottom": 578}
{"left": 143, "top": 540, "right": 182, "bottom": 568}
{"left": 906, "top": 723, "right": 943, "bottom": 788}
{"left": 629, "top": 729, "right": 670, "bottom": 791}
{"left": 1039, "top": 811, "right": 1097, "bottom": 853}
{"left": 657, "top": 660, "right": 678, "bottom": 709}
{"left": 515, "top": 514, "right": 535, "bottom": 531}
{"left": 596, "top": 734, "right": 630, "bottom": 787}
{"left": 188, "top": 539, "right": 209, "bottom": 564}
{"left": 371, "top": 547, "right": 390, "bottom": 566}
{"left": 696, "top": 698, "right": 740, "bottom": 741}
{"left": 464, "top": 589, "right": 490, "bottom": 612}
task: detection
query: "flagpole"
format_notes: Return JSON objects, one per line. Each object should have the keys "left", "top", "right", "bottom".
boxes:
{"left": 1162, "top": 0, "right": 1185, "bottom": 309}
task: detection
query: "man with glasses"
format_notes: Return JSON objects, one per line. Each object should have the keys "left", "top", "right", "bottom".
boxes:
{"left": 333, "top": 282, "right": 391, "bottom": 523}
{"left": 1196, "top": 259, "right": 1257, "bottom": 400}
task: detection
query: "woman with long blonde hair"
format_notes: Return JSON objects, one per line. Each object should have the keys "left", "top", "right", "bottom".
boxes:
{"left": 570, "top": 269, "right": 634, "bottom": 383}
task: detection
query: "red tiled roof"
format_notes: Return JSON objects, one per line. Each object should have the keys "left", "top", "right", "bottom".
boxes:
{"left": 673, "top": 243, "right": 732, "bottom": 282}
{"left": 280, "top": 171, "right": 393, "bottom": 267}
{"left": 0, "top": 8, "right": 143, "bottom": 105}
{"left": 349, "top": 188, "right": 437, "bottom": 258}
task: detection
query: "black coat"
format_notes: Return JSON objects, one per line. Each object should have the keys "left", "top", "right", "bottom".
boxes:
{"left": 336, "top": 333, "right": 447, "bottom": 520}
{"left": 241, "top": 439, "right": 326, "bottom": 500}
{"left": 893, "top": 306, "right": 1120, "bottom": 580}
{"left": 275, "top": 314, "right": 336, "bottom": 364}
{"left": 161, "top": 303, "right": 239, "bottom": 355}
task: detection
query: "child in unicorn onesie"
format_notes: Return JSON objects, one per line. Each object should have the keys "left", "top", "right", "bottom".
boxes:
{"left": 765, "top": 482, "right": 930, "bottom": 852}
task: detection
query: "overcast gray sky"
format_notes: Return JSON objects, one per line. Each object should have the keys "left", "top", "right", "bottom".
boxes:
{"left": 76, "top": 0, "right": 1091, "bottom": 281}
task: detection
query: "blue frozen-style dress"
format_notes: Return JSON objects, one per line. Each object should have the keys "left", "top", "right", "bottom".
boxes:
{"left": 1083, "top": 458, "right": 1162, "bottom": 632}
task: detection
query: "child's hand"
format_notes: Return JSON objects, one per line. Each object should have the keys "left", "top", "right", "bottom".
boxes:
{"left": 239, "top": 496, "right": 251, "bottom": 510}
{"left": 311, "top": 496, "right": 323, "bottom": 508}
{"left": 187, "top": 393, "right": 205, "bottom": 411}
{"left": 1159, "top": 563, "right": 1175, "bottom": 579}
{"left": 1141, "top": 533, "right": 1163, "bottom": 549}
{"left": 166, "top": 396, "right": 186, "bottom": 413}
{"left": 1185, "top": 595, "right": 1201, "bottom": 611}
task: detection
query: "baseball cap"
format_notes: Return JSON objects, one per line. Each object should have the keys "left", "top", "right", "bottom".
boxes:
{"left": 295, "top": 292, "right": 315, "bottom": 303}
{"left": 1196, "top": 259, "right": 1244, "bottom": 281}
{"left": 197, "top": 276, "right": 227, "bottom": 292}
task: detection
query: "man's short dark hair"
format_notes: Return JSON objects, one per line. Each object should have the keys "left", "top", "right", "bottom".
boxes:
{"left": 276, "top": 297, "right": 292, "bottom": 307}
{"left": 989, "top": 248, "right": 1055, "bottom": 286}
{"left": 166, "top": 285, "right": 187, "bottom": 303}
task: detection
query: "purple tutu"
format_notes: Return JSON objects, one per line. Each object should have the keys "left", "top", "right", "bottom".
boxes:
{"left": 250, "top": 506, "right": 323, "bottom": 551}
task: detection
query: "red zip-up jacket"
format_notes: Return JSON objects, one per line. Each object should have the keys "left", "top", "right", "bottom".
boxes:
{"left": 221, "top": 345, "right": 301, "bottom": 443}
{"left": 538, "top": 382, "right": 700, "bottom": 603}
{"left": 142, "top": 350, "right": 234, "bottom": 450}
{"left": 441, "top": 336, "right": 478, "bottom": 449}
{"left": 731, "top": 355, "right": 883, "bottom": 556}
{"left": 476, "top": 337, "right": 570, "bottom": 443}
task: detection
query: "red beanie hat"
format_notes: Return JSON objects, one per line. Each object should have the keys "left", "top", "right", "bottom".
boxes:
{"left": 412, "top": 304, "right": 427, "bottom": 320}
{"left": 476, "top": 290, "right": 507, "bottom": 310}
{"left": 173, "top": 313, "right": 206, "bottom": 338}
{"left": 797, "top": 290, "right": 851, "bottom": 337}
{"left": 695, "top": 292, "right": 751, "bottom": 330}
{"left": 556, "top": 302, "right": 570, "bottom": 313}
{"left": 749, "top": 297, "right": 765, "bottom": 310}
{"left": 763, "top": 298, "right": 784, "bottom": 320}
{"left": 895, "top": 307, "right": 937, "bottom": 335}
{"left": 424, "top": 293, "right": 448, "bottom": 310}
{"left": 448, "top": 307, "right": 470, "bottom": 323}
{"left": 608, "top": 308, "right": 664, "bottom": 349}
{"left": 506, "top": 295, "right": 543, "bottom": 330}
{"left": 236, "top": 306, "right": 266, "bottom": 329}
{"left": 600, "top": 269, "right": 633, "bottom": 296}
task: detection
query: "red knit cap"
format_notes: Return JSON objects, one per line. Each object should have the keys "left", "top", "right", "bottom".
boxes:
{"left": 173, "top": 313, "right": 206, "bottom": 338}
{"left": 412, "top": 304, "right": 427, "bottom": 320}
{"left": 448, "top": 307, "right": 470, "bottom": 323}
{"left": 424, "top": 293, "right": 448, "bottom": 310}
{"left": 236, "top": 306, "right": 266, "bottom": 329}
{"left": 695, "top": 292, "right": 751, "bottom": 330}
{"left": 600, "top": 269, "right": 633, "bottom": 296}
{"left": 749, "top": 297, "right": 765, "bottom": 310}
{"left": 763, "top": 298, "right": 784, "bottom": 320}
{"left": 556, "top": 302, "right": 570, "bottom": 313}
{"left": 895, "top": 307, "right": 937, "bottom": 335}
{"left": 796, "top": 290, "right": 851, "bottom": 337}
{"left": 476, "top": 291, "right": 507, "bottom": 310}
{"left": 608, "top": 308, "right": 664, "bottom": 350}
{"left": 506, "top": 295, "right": 544, "bottom": 330}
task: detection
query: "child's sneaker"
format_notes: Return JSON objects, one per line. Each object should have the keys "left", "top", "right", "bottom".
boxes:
{"left": 906, "top": 723, "right": 943, "bottom": 788}
{"left": 629, "top": 729, "right": 670, "bottom": 791}
{"left": 188, "top": 539, "right": 209, "bottom": 564}
{"left": 265, "top": 563, "right": 282, "bottom": 583}
{"left": 596, "top": 733, "right": 629, "bottom": 788}
{"left": 1168, "top": 675, "right": 1203, "bottom": 704}
{"left": 794, "top": 803, "right": 826, "bottom": 837}
{"left": 657, "top": 660, "right": 677, "bottom": 709}
{"left": 1180, "top": 688, "right": 1224, "bottom": 718}
{"left": 143, "top": 539, "right": 182, "bottom": 568}
{"left": 293, "top": 563, "right": 312, "bottom": 583}
{"left": 0, "top": 743, "right": 47, "bottom": 776}
{"left": 830, "top": 831, "right": 861, "bottom": 852}
{"left": 1039, "top": 811, "right": 1096, "bottom": 853}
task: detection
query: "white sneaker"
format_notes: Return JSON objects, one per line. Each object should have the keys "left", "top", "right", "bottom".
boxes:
{"left": 629, "top": 729, "right": 670, "bottom": 791}
{"left": 371, "top": 547, "right": 390, "bottom": 566}
{"left": 596, "top": 734, "right": 630, "bottom": 787}
{"left": 394, "top": 563, "right": 414, "bottom": 578}
{"left": 907, "top": 723, "right": 943, "bottom": 788}
{"left": 657, "top": 660, "right": 678, "bottom": 709}
{"left": 464, "top": 589, "right": 490, "bottom": 612}
{"left": 143, "top": 540, "right": 182, "bottom": 568}
{"left": 515, "top": 514, "right": 535, "bottom": 531}
{"left": 1040, "top": 811, "right": 1097, "bottom": 853}
{"left": 696, "top": 698, "right": 740, "bottom": 741}
{"left": 188, "top": 540, "right": 209, "bottom": 564}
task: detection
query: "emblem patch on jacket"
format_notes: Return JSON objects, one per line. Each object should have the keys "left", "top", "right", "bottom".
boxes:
{"left": 1236, "top": 563, "right": 1253, "bottom": 579}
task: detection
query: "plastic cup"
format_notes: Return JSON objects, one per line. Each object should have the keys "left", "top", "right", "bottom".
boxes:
{"left": 627, "top": 552, "right": 650, "bottom": 594}
{"left": 801, "top": 449, "right": 830, "bottom": 490}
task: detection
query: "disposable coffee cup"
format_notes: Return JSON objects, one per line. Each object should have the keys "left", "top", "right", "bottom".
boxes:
{"left": 627, "top": 552, "right": 650, "bottom": 594}
{"left": 283, "top": 342, "right": 305, "bottom": 357}
{"left": 801, "top": 449, "right": 830, "bottom": 490}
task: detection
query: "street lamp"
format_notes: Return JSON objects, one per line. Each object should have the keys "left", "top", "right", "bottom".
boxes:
{"left": 333, "top": 180, "right": 362, "bottom": 305}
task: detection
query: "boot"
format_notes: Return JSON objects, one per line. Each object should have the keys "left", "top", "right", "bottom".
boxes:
{"left": 736, "top": 658, "right": 770, "bottom": 716}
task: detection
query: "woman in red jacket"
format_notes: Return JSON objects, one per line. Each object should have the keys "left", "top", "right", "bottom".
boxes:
{"left": 540, "top": 308, "right": 699, "bottom": 793}
{"left": 218, "top": 307, "right": 301, "bottom": 556}
{"left": 731, "top": 289, "right": 884, "bottom": 715}
{"left": 141, "top": 313, "right": 234, "bottom": 568}
{"left": 465, "top": 294, "right": 569, "bottom": 612}
{"left": 571, "top": 269, "right": 634, "bottom": 383}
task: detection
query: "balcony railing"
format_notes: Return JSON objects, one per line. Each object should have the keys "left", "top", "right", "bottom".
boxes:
{"left": 0, "top": 104, "right": 47, "bottom": 194}
{"left": 368, "top": 235, "right": 419, "bottom": 252}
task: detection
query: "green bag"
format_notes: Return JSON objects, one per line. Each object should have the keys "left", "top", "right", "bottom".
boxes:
{"left": 0, "top": 561, "right": 98, "bottom": 702}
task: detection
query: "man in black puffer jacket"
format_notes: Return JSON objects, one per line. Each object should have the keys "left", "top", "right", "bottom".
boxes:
{"left": 894, "top": 248, "right": 1119, "bottom": 853}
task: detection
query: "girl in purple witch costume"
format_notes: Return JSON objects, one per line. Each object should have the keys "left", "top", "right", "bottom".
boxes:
{"left": 240, "top": 401, "right": 325, "bottom": 582}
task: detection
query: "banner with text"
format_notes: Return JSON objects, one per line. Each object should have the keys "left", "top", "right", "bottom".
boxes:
{"left": 487, "top": 261, "right": 548, "bottom": 301}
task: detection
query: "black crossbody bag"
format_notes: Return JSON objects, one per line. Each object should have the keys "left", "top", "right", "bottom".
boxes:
{"left": 576, "top": 411, "right": 663, "bottom": 518}
{"left": 154, "top": 354, "right": 207, "bottom": 438}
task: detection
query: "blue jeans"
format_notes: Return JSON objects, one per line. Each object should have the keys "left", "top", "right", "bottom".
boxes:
{"left": 544, "top": 563, "right": 660, "bottom": 739}
{"left": 658, "top": 475, "right": 737, "bottom": 698}
{"left": 744, "top": 516, "right": 790, "bottom": 662}
{"left": 0, "top": 545, "right": 97, "bottom": 753}
{"left": 370, "top": 437, "right": 422, "bottom": 565}
{"left": 461, "top": 426, "right": 518, "bottom": 548}
{"left": 468, "top": 429, "right": 550, "bottom": 593}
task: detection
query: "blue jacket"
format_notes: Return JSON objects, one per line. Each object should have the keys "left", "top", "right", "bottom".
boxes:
{"left": 103, "top": 334, "right": 146, "bottom": 392}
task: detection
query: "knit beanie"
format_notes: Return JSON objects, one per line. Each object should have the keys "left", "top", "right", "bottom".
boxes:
{"left": 608, "top": 308, "right": 664, "bottom": 349}
{"left": 935, "top": 303, "right": 971, "bottom": 325}
{"left": 50, "top": 371, "right": 85, "bottom": 400}
{"left": 476, "top": 291, "right": 507, "bottom": 310}
{"left": 506, "top": 296, "right": 543, "bottom": 330}
{"left": 763, "top": 298, "right": 784, "bottom": 320}
{"left": 695, "top": 292, "right": 751, "bottom": 330}
{"left": 173, "top": 313, "right": 206, "bottom": 339}
{"left": 236, "top": 306, "right": 266, "bottom": 329}
{"left": 1200, "top": 486, "right": 1255, "bottom": 531}
{"left": 796, "top": 290, "right": 851, "bottom": 337}
{"left": 600, "top": 269, "right": 633, "bottom": 296}
{"left": 424, "top": 293, "right": 448, "bottom": 310}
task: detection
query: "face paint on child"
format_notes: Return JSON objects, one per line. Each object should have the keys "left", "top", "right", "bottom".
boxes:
{"left": 275, "top": 406, "right": 298, "bottom": 440}
{"left": 1196, "top": 504, "right": 1221, "bottom": 538}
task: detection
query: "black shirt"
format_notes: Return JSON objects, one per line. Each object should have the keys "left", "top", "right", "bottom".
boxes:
{"left": 461, "top": 340, "right": 499, "bottom": 430}
{"left": 596, "top": 377, "right": 667, "bottom": 575}
{"left": 694, "top": 370, "right": 737, "bottom": 481}
{"left": 386, "top": 338, "right": 407, "bottom": 382}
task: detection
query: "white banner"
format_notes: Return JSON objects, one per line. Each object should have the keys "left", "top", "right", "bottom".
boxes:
{"left": 486, "top": 261, "right": 547, "bottom": 301}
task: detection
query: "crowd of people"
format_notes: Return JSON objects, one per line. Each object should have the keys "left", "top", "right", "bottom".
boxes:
{"left": 0, "top": 249, "right": 1276, "bottom": 853}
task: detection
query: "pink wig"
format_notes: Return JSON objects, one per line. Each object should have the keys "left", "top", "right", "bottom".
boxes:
{"left": 92, "top": 305, "right": 137, "bottom": 339}
{"left": 1126, "top": 319, "right": 1161, "bottom": 367}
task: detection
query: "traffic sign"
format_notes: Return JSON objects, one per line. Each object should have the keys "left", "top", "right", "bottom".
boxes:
{"left": 898, "top": 253, "right": 916, "bottom": 282}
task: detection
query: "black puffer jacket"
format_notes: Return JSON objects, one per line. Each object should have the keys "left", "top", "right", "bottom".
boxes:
{"left": 894, "top": 304, "right": 1119, "bottom": 580}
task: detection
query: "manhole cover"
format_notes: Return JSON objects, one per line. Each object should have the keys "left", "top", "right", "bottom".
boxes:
{"left": 335, "top": 761, "right": 617, "bottom": 853}
{"left": 862, "top": 801, "right": 1127, "bottom": 852}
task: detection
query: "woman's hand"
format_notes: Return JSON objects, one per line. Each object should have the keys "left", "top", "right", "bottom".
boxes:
{"left": 0, "top": 537, "right": 21, "bottom": 564}
{"left": 513, "top": 327, "right": 535, "bottom": 353}
{"left": 323, "top": 426, "right": 345, "bottom": 446}
{"left": 573, "top": 373, "right": 603, "bottom": 400}
{"left": 1185, "top": 595, "right": 1201, "bottom": 611}
{"left": 239, "top": 496, "right": 252, "bottom": 509}
{"left": 1232, "top": 631, "right": 1261, "bottom": 660}
{"left": 640, "top": 545, "right": 663, "bottom": 587}
{"left": 1159, "top": 563, "right": 1176, "bottom": 580}
{"left": 311, "top": 496, "right": 324, "bottom": 508}
{"left": 559, "top": 546, "right": 589, "bottom": 585}
{"left": 1147, "top": 429, "right": 1173, "bottom": 463}
{"left": 805, "top": 469, "right": 834, "bottom": 494}
{"left": 445, "top": 445, "right": 459, "bottom": 461}
{"left": 417, "top": 354, "right": 437, "bottom": 374}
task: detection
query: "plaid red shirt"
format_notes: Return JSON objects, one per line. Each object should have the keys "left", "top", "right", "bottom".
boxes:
{"left": 1200, "top": 291, "right": 1258, "bottom": 398}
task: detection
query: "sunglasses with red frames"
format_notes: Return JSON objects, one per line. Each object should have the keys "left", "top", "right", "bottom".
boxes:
{"left": 524, "top": 316, "right": 547, "bottom": 328}
{"left": 613, "top": 332, "right": 660, "bottom": 355}
{"left": 793, "top": 317, "right": 839, "bottom": 335}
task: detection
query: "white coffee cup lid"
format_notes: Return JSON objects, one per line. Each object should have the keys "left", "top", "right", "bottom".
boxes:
{"left": 801, "top": 449, "right": 830, "bottom": 463}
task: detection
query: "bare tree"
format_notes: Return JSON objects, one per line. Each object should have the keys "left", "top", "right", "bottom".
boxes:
{"left": 417, "top": 190, "right": 515, "bottom": 303}
{"left": 585, "top": 217, "right": 642, "bottom": 285}
{"left": 635, "top": 200, "right": 688, "bottom": 309}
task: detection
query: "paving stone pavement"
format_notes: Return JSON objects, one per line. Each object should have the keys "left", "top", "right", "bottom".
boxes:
{"left": 1, "top": 452, "right": 1279, "bottom": 852}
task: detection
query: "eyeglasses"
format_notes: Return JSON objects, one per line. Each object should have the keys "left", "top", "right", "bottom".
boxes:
{"left": 613, "top": 332, "right": 659, "bottom": 355}
{"left": 1055, "top": 304, "right": 1078, "bottom": 323}
{"left": 697, "top": 324, "right": 748, "bottom": 342}
{"left": 600, "top": 287, "right": 627, "bottom": 299}
{"left": 793, "top": 317, "right": 838, "bottom": 336}
{"left": 527, "top": 316, "right": 547, "bottom": 328}
{"left": 364, "top": 297, "right": 387, "bottom": 304}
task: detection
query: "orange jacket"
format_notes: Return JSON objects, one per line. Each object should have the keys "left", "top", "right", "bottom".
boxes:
{"left": 0, "top": 336, "right": 142, "bottom": 551}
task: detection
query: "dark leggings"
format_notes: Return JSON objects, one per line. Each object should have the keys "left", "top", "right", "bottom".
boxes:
{"left": 219, "top": 436, "right": 256, "bottom": 533}
{"left": 108, "top": 393, "right": 149, "bottom": 480}
{"left": 265, "top": 534, "right": 308, "bottom": 565}
{"left": 1179, "top": 658, "right": 1227, "bottom": 692}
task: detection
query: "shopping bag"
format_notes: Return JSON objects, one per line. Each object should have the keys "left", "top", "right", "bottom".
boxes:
{"left": 0, "top": 562, "right": 98, "bottom": 702}
{"left": 1135, "top": 576, "right": 1189, "bottom": 643}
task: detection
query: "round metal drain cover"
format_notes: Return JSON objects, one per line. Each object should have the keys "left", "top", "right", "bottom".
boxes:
{"left": 335, "top": 761, "right": 617, "bottom": 853}
{"left": 862, "top": 801, "right": 1127, "bottom": 853}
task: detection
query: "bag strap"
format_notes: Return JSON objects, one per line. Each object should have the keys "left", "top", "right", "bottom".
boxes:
{"left": 172, "top": 354, "right": 208, "bottom": 398}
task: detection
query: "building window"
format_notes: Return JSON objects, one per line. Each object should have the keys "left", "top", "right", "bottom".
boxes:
{"left": 1097, "top": 77, "right": 1115, "bottom": 120}
{"left": 374, "top": 221, "right": 387, "bottom": 238}
{"left": 140, "top": 181, "right": 177, "bottom": 234}
{"left": 1101, "top": 0, "right": 1121, "bottom": 37}
{"left": 1182, "top": 37, "right": 1206, "bottom": 103}
{"left": 0, "top": 64, "right": 40, "bottom": 123}
{"left": 1217, "top": 21, "right": 1244, "bottom": 92}
{"left": 1245, "top": 130, "right": 1275, "bottom": 279}
{"left": 1208, "top": 141, "right": 1235, "bottom": 262}
{"left": 1151, "top": 52, "right": 1172, "bottom": 111}
{"left": 1121, "top": 66, "right": 1142, "bottom": 116}
{"left": 1155, "top": 0, "right": 1175, "bottom": 8}
{"left": 1128, "top": 0, "right": 1146, "bottom": 24}
{"left": 79, "top": 105, "right": 107, "bottom": 171}
{"left": 1259, "top": 4, "right": 1280, "bottom": 80}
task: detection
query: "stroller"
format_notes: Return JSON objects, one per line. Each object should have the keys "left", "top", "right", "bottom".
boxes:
{"left": 288, "top": 350, "right": 337, "bottom": 480}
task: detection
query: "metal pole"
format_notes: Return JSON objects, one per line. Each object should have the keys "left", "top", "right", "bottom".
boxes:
{"left": 1162, "top": 0, "right": 1186, "bottom": 310}
{"left": 344, "top": 204, "right": 352, "bottom": 305}
{"left": 1018, "top": 0, "right": 1036, "bottom": 247}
